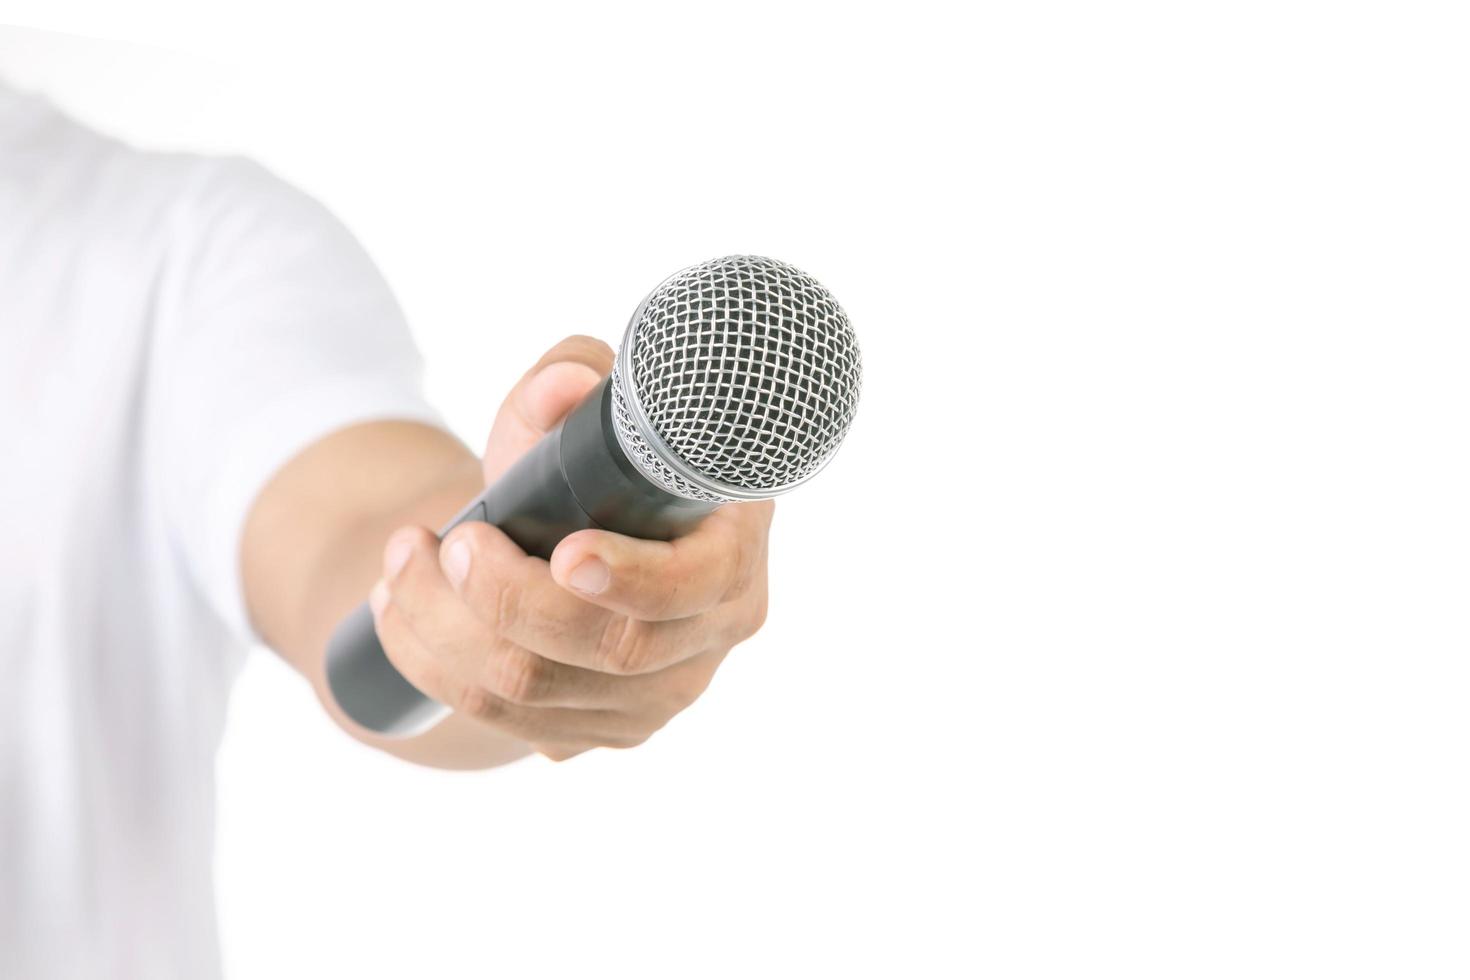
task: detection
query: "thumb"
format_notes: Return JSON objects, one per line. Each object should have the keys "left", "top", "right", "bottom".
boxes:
{"left": 482, "top": 336, "right": 612, "bottom": 484}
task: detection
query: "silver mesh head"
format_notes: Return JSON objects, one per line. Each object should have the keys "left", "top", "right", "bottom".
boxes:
{"left": 611, "top": 255, "right": 862, "bottom": 502}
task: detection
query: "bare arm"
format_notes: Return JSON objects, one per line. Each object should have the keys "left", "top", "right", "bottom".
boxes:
{"left": 242, "top": 417, "right": 527, "bottom": 768}
{"left": 241, "top": 337, "right": 771, "bottom": 769}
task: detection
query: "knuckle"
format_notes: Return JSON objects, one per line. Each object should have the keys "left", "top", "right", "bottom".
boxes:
{"left": 666, "top": 669, "right": 715, "bottom": 714}
{"left": 455, "top": 685, "right": 506, "bottom": 724}
{"left": 745, "top": 588, "right": 770, "bottom": 635}
{"left": 489, "top": 648, "right": 546, "bottom": 704}
{"left": 595, "top": 729, "right": 648, "bottom": 751}
{"left": 726, "top": 535, "right": 754, "bottom": 601}
{"left": 614, "top": 716, "right": 669, "bottom": 749}
{"left": 493, "top": 576, "right": 523, "bottom": 632}
{"left": 595, "top": 616, "right": 651, "bottom": 675}
{"left": 658, "top": 685, "right": 696, "bottom": 718}
{"left": 727, "top": 529, "right": 768, "bottom": 603}
{"left": 546, "top": 743, "right": 593, "bottom": 762}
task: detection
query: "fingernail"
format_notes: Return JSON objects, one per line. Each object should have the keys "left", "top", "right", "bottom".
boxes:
{"left": 567, "top": 556, "right": 610, "bottom": 595}
{"left": 368, "top": 580, "right": 390, "bottom": 618}
{"left": 442, "top": 538, "right": 471, "bottom": 588}
{"left": 384, "top": 534, "right": 414, "bottom": 579}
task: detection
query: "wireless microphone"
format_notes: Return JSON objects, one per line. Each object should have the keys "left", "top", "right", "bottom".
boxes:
{"left": 325, "top": 255, "right": 863, "bottom": 736}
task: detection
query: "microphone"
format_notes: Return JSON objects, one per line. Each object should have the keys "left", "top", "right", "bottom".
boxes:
{"left": 325, "top": 255, "right": 863, "bottom": 736}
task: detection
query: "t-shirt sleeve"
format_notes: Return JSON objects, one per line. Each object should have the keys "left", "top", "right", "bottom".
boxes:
{"left": 151, "top": 156, "right": 443, "bottom": 645}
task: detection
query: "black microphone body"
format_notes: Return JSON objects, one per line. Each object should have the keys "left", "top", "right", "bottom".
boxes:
{"left": 325, "top": 377, "right": 716, "bottom": 736}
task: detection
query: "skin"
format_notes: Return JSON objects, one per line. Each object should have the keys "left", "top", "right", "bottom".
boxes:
{"left": 241, "top": 336, "right": 772, "bottom": 768}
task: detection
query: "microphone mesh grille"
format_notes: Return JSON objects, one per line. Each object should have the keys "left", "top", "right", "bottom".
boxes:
{"left": 611, "top": 256, "right": 861, "bottom": 502}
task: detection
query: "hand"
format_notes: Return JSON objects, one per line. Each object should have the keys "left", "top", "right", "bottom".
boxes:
{"left": 367, "top": 337, "right": 773, "bottom": 761}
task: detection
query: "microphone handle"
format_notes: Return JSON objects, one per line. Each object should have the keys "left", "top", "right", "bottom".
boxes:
{"left": 324, "top": 376, "right": 718, "bottom": 736}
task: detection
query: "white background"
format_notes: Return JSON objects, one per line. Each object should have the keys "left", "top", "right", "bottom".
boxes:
{"left": 2, "top": 4, "right": 1468, "bottom": 978}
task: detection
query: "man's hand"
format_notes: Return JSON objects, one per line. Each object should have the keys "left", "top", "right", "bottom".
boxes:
{"left": 365, "top": 337, "right": 773, "bottom": 760}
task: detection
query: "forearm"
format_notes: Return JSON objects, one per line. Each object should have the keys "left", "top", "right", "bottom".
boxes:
{"left": 242, "top": 420, "right": 531, "bottom": 769}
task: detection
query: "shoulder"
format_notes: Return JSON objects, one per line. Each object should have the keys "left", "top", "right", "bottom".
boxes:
{"left": 179, "top": 155, "right": 335, "bottom": 235}
{"left": 4, "top": 96, "right": 324, "bottom": 259}
{"left": 1, "top": 87, "right": 352, "bottom": 261}
{"left": 167, "top": 154, "right": 383, "bottom": 296}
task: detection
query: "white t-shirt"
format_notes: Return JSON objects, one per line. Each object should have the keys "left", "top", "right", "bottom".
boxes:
{"left": 0, "top": 83, "right": 440, "bottom": 978}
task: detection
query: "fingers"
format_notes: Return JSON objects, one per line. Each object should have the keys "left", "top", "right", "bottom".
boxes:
{"left": 482, "top": 336, "right": 612, "bottom": 484}
{"left": 548, "top": 501, "right": 775, "bottom": 621}
{"left": 375, "top": 600, "right": 643, "bottom": 748}
{"left": 439, "top": 521, "right": 613, "bottom": 655}
{"left": 374, "top": 523, "right": 732, "bottom": 714}
{"left": 363, "top": 468, "right": 769, "bottom": 752}
{"left": 374, "top": 526, "right": 611, "bottom": 708}
{"left": 370, "top": 533, "right": 713, "bottom": 751}
{"left": 441, "top": 521, "right": 744, "bottom": 675}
